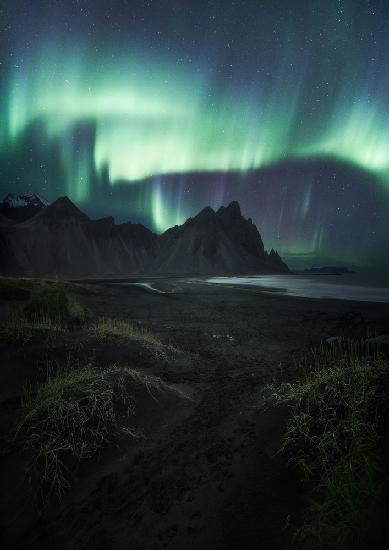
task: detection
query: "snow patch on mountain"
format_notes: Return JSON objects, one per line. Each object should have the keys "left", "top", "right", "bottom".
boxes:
{"left": 3, "top": 193, "right": 50, "bottom": 209}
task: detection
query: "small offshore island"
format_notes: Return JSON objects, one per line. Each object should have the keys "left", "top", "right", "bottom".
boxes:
{"left": 293, "top": 266, "right": 355, "bottom": 275}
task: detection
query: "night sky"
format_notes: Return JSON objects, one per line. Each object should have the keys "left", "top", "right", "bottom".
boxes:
{"left": 1, "top": 1, "right": 389, "bottom": 271}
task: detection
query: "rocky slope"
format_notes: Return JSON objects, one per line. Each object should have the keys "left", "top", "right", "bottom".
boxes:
{"left": 0, "top": 196, "right": 288, "bottom": 276}
{"left": 157, "top": 202, "right": 288, "bottom": 274}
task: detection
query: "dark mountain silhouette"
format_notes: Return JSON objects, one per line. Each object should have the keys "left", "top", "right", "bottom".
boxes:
{"left": 157, "top": 201, "right": 287, "bottom": 274}
{"left": 0, "top": 196, "right": 288, "bottom": 276}
{"left": 66, "top": 158, "right": 388, "bottom": 272}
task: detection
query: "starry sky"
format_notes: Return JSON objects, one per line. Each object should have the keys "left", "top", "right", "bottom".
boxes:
{"left": 0, "top": 0, "right": 389, "bottom": 271}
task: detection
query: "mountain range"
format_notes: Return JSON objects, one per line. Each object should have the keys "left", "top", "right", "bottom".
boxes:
{"left": 0, "top": 194, "right": 288, "bottom": 277}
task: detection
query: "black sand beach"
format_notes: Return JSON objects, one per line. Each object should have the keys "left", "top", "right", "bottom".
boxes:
{"left": 1, "top": 278, "right": 389, "bottom": 549}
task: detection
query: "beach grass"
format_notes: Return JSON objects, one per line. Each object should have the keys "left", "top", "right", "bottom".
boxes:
{"left": 13, "top": 360, "right": 179, "bottom": 501}
{"left": 90, "top": 317, "right": 178, "bottom": 359}
{"left": 269, "top": 341, "right": 389, "bottom": 549}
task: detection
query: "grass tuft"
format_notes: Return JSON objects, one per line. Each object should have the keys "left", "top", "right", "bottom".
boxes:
{"left": 0, "top": 308, "right": 68, "bottom": 345}
{"left": 0, "top": 308, "right": 33, "bottom": 344}
{"left": 13, "top": 361, "right": 175, "bottom": 502}
{"left": 0, "top": 287, "right": 90, "bottom": 344}
{"left": 24, "top": 286, "right": 90, "bottom": 327}
{"left": 269, "top": 342, "right": 389, "bottom": 549}
{"left": 90, "top": 317, "right": 178, "bottom": 359}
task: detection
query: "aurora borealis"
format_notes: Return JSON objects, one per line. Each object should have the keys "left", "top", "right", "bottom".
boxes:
{"left": 1, "top": 0, "right": 389, "bottom": 271}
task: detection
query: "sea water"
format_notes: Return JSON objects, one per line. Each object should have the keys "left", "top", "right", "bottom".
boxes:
{"left": 206, "top": 274, "right": 389, "bottom": 304}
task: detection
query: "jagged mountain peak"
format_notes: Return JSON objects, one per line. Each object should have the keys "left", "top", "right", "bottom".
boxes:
{"left": 39, "top": 196, "right": 90, "bottom": 222}
{"left": 157, "top": 200, "right": 288, "bottom": 274}
{"left": 193, "top": 206, "right": 215, "bottom": 221}
{"left": 267, "top": 247, "right": 288, "bottom": 271}
{"left": 217, "top": 201, "right": 242, "bottom": 218}
{"left": 0, "top": 194, "right": 289, "bottom": 275}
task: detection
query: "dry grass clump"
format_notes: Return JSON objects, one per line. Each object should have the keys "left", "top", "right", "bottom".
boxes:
{"left": 269, "top": 342, "right": 389, "bottom": 549}
{"left": 0, "top": 308, "right": 67, "bottom": 345}
{"left": 24, "top": 286, "right": 90, "bottom": 327}
{"left": 13, "top": 361, "right": 175, "bottom": 501}
{"left": 0, "top": 286, "right": 90, "bottom": 344}
{"left": 90, "top": 317, "right": 178, "bottom": 359}
{"left": 1, "top": 307, "right": 69, "bottom": 343}
{"left": 0, "top": 308, "right": 33, "bottom": 344}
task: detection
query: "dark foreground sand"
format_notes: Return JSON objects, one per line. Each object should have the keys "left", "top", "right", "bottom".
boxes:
{"left": 1, "top": 278, "right": 389, "bottom": 549}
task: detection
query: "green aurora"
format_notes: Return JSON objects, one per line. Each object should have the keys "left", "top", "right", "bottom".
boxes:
{"left": 1, "top": 0, "right": 389, "bottom": 272}
{"left": 3, "top": 42, "right": 389, "bottom": 205}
